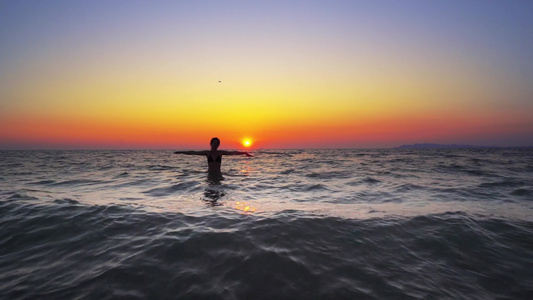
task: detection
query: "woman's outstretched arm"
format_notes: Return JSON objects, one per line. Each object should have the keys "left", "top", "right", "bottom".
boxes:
{"left": 219, "top": 150, "right": 253, "bottom": 157}
{"left": 173, "top": 150, "right": 209, "bottom": 155}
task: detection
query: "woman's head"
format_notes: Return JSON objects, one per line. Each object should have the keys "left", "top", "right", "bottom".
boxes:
{"left": 210, "top": 137, "right": 220, "bottom": 149}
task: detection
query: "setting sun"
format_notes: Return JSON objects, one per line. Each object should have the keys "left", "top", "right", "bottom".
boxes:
{"left": 242, "top": 139, "right": 252, "bottom": 147}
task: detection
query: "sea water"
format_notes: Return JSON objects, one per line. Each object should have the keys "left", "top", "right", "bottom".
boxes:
{"left": 1, "top": 149, "right": 532, "bottom": 299}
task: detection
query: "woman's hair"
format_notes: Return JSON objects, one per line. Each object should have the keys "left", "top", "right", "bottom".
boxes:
{"left": 210, "top": 137, "right": 220, "bottom": 144}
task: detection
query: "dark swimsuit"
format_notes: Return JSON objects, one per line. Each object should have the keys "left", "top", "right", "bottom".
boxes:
{"left": 208, "top": 154, "right": 221, "bottom": 163}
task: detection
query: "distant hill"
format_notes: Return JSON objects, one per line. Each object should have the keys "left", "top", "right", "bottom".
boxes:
{"left": 395, "top": 143, "right": 496, "bottom": 149}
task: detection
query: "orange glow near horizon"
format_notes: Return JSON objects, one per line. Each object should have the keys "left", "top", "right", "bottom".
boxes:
{"left": 1, "top": 108, "right": 531, "bottom": 149}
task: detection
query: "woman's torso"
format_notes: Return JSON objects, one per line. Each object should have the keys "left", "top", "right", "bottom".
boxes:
{"left": 207, "top": 151, "right": 221, "bottom": 172}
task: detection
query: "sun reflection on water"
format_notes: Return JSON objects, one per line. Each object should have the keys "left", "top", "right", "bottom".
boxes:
{"left": 234, "top": 201, "right": 256, "bottom": 213}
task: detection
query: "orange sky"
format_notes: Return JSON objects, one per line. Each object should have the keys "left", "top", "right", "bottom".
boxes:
{"left": 1, "top": 1, "right": 532, "bottom": 149}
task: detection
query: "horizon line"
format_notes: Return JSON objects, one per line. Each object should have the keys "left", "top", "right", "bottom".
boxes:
{"left": 1, "top": 145, "right": 532, "bottom": 151}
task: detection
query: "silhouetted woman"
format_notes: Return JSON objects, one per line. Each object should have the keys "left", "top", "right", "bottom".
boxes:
{"left": 174, "top": 137, "right": 253, "bottom": 172}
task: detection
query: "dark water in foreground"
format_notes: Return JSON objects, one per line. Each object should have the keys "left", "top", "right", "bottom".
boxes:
{"left": 1, "top": 149, "right": 532, "bottom": 299}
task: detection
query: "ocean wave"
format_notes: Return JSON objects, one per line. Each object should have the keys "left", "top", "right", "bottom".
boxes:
{"left": 28, "top": 180, "right": 57, "bottom": 185}
{"left": 51, "top": 179, "right": 112, "bottom": 187}
{"left": 7, "top": 193, "right": 40, "bottom": 201}
{"left": 53, "top": 198, "right": 80, "bottom": 205}
{"left": 143, "top": 181, "right": 202, "bottom": 197}
{"left": 392, "top": 183, "right": 425, "bottom": 192}
{"left": 305, "top": 171, "right": 351, "bottom": 180}
{"left": 356, "top": 176, "right": 381, "bottom": 185}
{"left": 1, "top": 201, "right": 532, "bottom": 299}
{"left": 479, "top": 180, "right": 524, "bottom": 188}
{"left": 113, "top": 172, "right": 130, "bottom": 178}
{"left": 279, "top": 169, "right": 295, "bottom": 175}
{"left": 511, "top": 189, "right": 532, "bottom": 197}
{"left": 147, "top": 165, "right": 179, "bottom": 171}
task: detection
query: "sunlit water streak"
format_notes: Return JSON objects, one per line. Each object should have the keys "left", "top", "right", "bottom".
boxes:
{"left": 1, "top": 149, "right": 532, "bottom": 299}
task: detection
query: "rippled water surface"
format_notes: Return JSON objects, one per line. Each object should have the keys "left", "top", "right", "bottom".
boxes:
{"left": 1, "top": 149, "right": 533, "bottom": 299}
